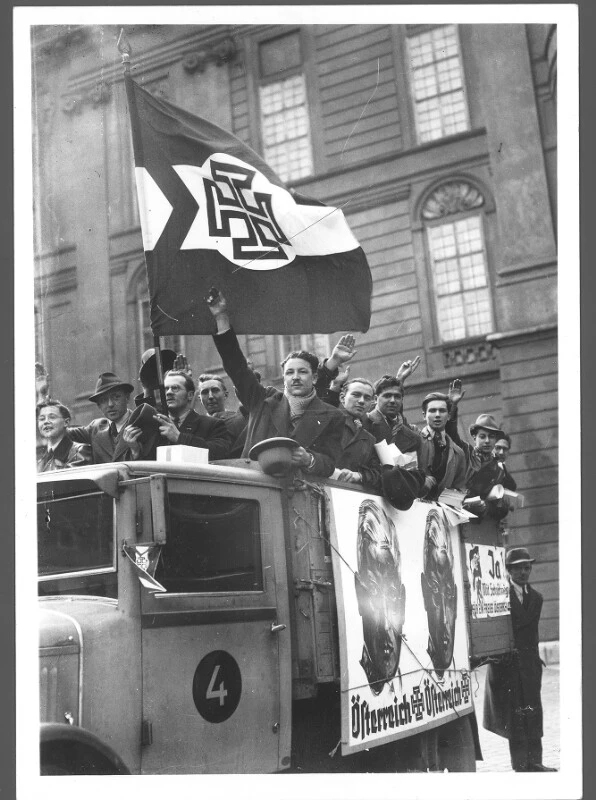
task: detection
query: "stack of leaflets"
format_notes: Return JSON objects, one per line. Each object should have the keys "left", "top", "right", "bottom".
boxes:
{"left": 374, "top": 440, "right": 418, "bottom": 469}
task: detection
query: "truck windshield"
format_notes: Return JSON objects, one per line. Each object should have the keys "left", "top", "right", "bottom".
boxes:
{"left": 38, "top": 491, "right": 115, "bottom": 598}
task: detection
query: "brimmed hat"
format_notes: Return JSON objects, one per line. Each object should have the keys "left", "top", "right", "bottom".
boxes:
{"left": 505, "top": 547, "right": 535, "bottom": 567}
{"left": 89, "top": 372, "right": 134, "bottom": 403}
{"left": 249, "top": 437, "right": 298, "bottom": 477}
{"left": 382, "top": 466, "right": 427, "bottom": 511}
{"left": 139, "top": 348, "right": 177, "bottom": 390}
{"left": 469, "top": 413, "right": 504, "bottom": 438}
{"left": 128, "top": 402, "right": 160, "bottom": 434}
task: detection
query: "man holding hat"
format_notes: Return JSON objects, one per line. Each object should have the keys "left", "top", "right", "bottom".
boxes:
{"left": 68, "top": 372, "right": 140, "bottom": 463}
{"left": 483, "top": 547, "right": 556, "bottom": 772}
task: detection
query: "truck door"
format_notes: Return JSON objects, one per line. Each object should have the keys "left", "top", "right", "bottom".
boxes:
{"left": 138, "top": 479, "right": 291, "bottom": 774}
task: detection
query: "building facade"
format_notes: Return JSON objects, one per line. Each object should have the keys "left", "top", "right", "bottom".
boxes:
{"left": 32, "top": 23, "right": 558, "bottom": 639}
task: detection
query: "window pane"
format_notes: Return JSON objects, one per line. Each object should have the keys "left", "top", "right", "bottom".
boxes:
{"left": 427, "top": 214, "right": 492, "bottom": 341}
{"left": 157, "top": 494, "right": 263, "bottom": 593}
{"left": 408, "top": 25, "right": 469, "bottom": 143}
{"left": 259, "top": 74, "right": 313, "bottom": 182}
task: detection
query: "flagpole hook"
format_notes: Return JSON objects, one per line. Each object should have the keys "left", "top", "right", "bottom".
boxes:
{"left": 117, "top": 28, "right": 132, "bottom": 73}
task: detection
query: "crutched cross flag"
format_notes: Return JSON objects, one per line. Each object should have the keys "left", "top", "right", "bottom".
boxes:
{"left": 125, "top": 75, "right": 372, "bottom": 335}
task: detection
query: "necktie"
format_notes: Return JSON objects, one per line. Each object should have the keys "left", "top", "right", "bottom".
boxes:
{"left": 110, "top": 422, "right": 118, "bottom": 439}
{"left": 523, "top": 587, "right": 529, "bottom": 609}
{"left": 171, "top": 415, "right": 180, "bottom": 429}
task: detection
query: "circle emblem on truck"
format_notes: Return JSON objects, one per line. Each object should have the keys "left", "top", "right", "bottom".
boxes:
{"left": 192, "top": 650, "right": 242, "bottom": 723}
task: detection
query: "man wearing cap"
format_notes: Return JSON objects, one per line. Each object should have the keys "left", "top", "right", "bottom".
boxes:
{"left": 483, "top": 547, "right": 556, "bottom": 772}
{"left": 206, "top": 289, "right": 344, "bottom": 477}
{"left": 68, "top": 372, "right": 140, "bottom": 464}
{"left": 134, "top": 347, "right": 178, "bottom": 409}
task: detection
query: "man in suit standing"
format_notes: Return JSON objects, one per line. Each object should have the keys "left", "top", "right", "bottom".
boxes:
{"left": 412, "top": 392, "right": 466, "bottom": 499}
{"left": 483, "top": 547, "right": 557, "bottom": 772}
{"left": 68, "top": 372, "right": 139, "bottom": 464}
{"left": 124, "top": 370, "right": 231, "bottom": 461}
{"left": 206, "top": 289, "right": 344, "bottom": 477}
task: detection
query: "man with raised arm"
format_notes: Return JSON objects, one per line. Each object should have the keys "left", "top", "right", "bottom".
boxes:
{"left": 206, "top": 288, "right": 344, "bottom": 477}
{"left": 366, "top": 357, "right": 421, "bottom": 453}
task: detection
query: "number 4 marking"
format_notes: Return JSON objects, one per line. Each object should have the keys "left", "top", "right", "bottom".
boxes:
{"left": 206, "top": 664, "right": 228, "bottom": 706}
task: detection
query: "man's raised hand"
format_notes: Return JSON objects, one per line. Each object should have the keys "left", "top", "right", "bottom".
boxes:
{"left": 448, "top": 379, "right": 465, "bottom": 406}
{"left": 396, "top": 355, "right": 421, "bottom": 383}
{"left": 327, "top": 334, "right": 357, "bottom": 372}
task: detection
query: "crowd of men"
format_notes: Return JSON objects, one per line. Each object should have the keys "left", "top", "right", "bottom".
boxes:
{"left": 35, "top": 288, "right": 557, "bottom": 772}
{"left": 36, "top": 288, "right": 517, "bottom": 519}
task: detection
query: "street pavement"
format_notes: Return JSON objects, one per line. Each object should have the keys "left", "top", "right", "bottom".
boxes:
{"left": 473, "top": 663, "right": 560, "bottom": 772}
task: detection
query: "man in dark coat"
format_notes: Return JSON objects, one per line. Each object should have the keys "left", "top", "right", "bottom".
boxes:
{"left": 483, "top": 547, "right": 557, "bottom": 772}
{"left": 331, "top": 378, "right": 383, "bottom": 492}
{"left": 366, "top": 374, "right": 421, "bottom": 455}
{"left": 198, "top": 373, "right": 248, "bottom": 457}
{"left": 206, "top": 289, "right": 344, "bottom": 477}
{"left": 124, "top": 370, "right": 231, "bottom": 461}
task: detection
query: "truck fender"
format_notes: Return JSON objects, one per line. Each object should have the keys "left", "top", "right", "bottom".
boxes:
{"left": 40, "top": 723, "right": 131, "bottom": 775}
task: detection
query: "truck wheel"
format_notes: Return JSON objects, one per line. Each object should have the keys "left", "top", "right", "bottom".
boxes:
{"left": 435, "top": 715, "right": 477, "bottom": 772}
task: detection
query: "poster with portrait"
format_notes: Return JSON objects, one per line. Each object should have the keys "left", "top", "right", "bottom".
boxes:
{"left": 465, "top": 543, "right": 510, "bottom": 620}
{"left": 327, "top": 490, "right": 473, "bottom": 755}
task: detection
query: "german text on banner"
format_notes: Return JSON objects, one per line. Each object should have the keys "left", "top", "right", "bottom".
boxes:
{"left": 124, "top": 76, "right": 372, "bottom": 335}
{"left": 327, "top": 491, "right": 473, "bottom": 755}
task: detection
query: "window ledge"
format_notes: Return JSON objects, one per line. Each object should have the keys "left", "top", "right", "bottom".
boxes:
{"left": 428, "top": 336, "right": 498, "bottom": 370}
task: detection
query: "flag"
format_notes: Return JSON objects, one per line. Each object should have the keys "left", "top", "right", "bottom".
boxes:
{"left": 124, "top": 75, "right": 372, "bottom": 335}
{"left": 123, "top": 542, "right": 166, "bottom": 593}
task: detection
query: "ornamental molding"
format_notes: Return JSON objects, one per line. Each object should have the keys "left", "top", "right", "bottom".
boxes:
{"left": 421, "top": 180, "right": 485, "bottom": 220}
{"left": 182, "top": 37, "right": 238, "bottom": 74}
{"left": 442, "top": 340, "right": 496, "bottom": 369}
{"left": 61, "top": 80, "right": 112, "bottom": 115}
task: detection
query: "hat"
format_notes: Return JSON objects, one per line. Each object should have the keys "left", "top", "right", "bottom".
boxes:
{"left": 128, "top": 402, "right": 160, "bottom": 434}
{"left": 139, "top": 348, "right": 177, "bottom": 390}
{"left": 469, "top": 413, "right": 504, "bottom": 438}
{"left": 382, "top": 466, "right": 427, "bottom": 511}
{"left": 89, "top": 372, "right": 134, "bottom": 403}
{"left": 505, "top": 547, "right": 535, "bottom": 567}
{"left": 249, "top": 437, "right": 298, "bottom": 477}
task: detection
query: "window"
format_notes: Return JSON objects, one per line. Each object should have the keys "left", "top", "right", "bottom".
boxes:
{"left": 156, "top": 494, "right": 263, "bottom": 594}
{"left": 422, "top": 180, "right": 493, "bottom": 342}
{"left": 278, "top": 333, "right": 330, "bottom": 365}
{"left": 258, "top": 31, "right": 313, "bottom": 182}
{"left": 37, "top": 491, "right": 116, "bottom": 598}
{"left": 407, "top": 25, "right": 469, "bottom": 144}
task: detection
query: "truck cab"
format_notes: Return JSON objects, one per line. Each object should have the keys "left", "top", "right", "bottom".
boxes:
{"left": 38, "top": 459, "right": 500, "bottom": 774}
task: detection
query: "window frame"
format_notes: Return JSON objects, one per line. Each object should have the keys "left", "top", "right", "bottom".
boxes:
{"left": 277, "top": 333, "right": 331, "bottom": 372}
{"left": 423, "top": 207, "right": 495, "bottom": 346}
{"left": 405, "top": 24, "right": 471, "bottom": 146}
{"left": 245, "top": 26, "right": 324, "bottom": 182}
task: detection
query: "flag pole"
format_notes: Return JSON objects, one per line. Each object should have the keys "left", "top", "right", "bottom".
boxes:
{"left": 118, "top": 28, "right": 168, "bottom": 414}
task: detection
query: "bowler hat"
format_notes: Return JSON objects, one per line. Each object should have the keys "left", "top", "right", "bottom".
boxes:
{"left": 89, "top": 372, "right": 134, "bottom": 403}
{"left": 128, "top": 402, "right": 160, "bottom": 433}
{"left": 505, "top": 547, "right": 535, "bottom": 567}
{"left": 469, "top": 414, "right": 504, "bottom": 438}
{"left": 382, "top": 466, "right": 427, "bottom": 511}
{"left": 249, "top": 437, "right": 298, "bottom": 477}
{"left": 139, "top": 348, "right": 177, "bottom": 390}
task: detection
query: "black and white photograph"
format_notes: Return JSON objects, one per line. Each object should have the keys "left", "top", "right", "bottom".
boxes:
{"left": 14, "top": 5, "right": 580, "bottom": 798}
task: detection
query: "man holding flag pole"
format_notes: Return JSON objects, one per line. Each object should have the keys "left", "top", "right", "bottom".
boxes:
{"left": 119, "top": 28, "right": 372, "bottom": 412}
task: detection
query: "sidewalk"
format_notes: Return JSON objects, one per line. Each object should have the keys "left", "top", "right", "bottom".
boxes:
{"left": 473, "top": 664, "right": 560, "bottom": 772}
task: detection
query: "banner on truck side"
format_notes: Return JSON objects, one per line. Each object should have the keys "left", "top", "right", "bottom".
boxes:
{"left": 465, "top": 543, "right": 510, "bottom": 620}
{"left": 327, "top": 492, "right": 473, "bottom": 755}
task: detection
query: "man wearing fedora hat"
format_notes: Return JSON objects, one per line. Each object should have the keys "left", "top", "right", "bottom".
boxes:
{"left": 483, "top": 547, "right": 556, "bottom": 772}
{"left": 446, "top": 380, "right": 516, "bottom": 517}
{"left": 68, "top": 372, "right": 140, "bottom": 463}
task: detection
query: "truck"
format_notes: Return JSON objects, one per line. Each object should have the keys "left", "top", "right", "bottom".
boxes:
{"left": 37, "top": 455, "right": 513, "bottom": 775}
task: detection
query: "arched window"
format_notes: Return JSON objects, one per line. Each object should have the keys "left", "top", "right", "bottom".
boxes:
{"left": 421, "top": 180, "right": 494, "bottom": 343}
